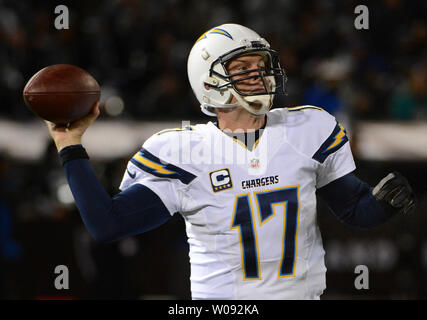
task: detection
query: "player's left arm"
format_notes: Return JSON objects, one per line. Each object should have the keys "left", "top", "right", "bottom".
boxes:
{"left": 317, "top": 172, "right": 416, "bottom": 228}
{"left": 309, "top": 109, "right": 416, "bottom": 227}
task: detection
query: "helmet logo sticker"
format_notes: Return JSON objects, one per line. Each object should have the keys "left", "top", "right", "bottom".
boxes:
{"left": 196, "top": 28, "right": 233, "bottom": 43}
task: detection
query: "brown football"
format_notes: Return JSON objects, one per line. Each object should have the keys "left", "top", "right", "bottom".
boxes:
{"left": 23, "top": 64, "right": 100, "bottom": 124}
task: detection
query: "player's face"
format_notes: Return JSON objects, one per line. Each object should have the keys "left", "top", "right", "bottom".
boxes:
{"left": 225, "top": 54, "right": 271, "bottom": 94}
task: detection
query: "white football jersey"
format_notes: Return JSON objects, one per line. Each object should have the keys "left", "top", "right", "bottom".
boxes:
{"left": 119, "top": 106, "right": 356, "bottom": 300}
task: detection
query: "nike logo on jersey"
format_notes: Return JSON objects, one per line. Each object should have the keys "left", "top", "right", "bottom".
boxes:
{"left": 127, "top": 169, "right": 136, "bottom": 179}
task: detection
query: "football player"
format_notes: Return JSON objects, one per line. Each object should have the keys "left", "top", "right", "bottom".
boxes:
{"left": 45, "top": 24, "right": 416, "bottom": 299}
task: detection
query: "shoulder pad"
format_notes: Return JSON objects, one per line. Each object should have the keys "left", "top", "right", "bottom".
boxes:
{"left": 282, "top": 106, "right": 349, "bottom": 163}
{"left": 143, "top": 124, "right": 200, "bottom": 156}
{"left": 154, "top": 124, "right": 195, "bottom": 136}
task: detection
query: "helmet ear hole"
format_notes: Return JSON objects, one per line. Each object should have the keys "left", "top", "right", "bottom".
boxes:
{"left": 226, "top": 94, "right": 235, "bottom": 104}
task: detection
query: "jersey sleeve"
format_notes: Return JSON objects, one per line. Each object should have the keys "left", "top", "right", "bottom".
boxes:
{"left": 119, "top": 132, "right": 197, "bottom": 215}
{"left": 312, "top": 117, "right": 356, "bottom": 189}
{"left": 315, "top": 140, "right": 356, "bottom": 188}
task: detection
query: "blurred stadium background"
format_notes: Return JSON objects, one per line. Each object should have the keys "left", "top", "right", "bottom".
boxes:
{"left": 0, "top": 0, "right": 426, "bottom": 299}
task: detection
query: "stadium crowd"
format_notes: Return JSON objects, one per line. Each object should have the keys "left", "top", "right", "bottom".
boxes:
{"left": 0, "top": 0, "right": 425, "bottom": 121}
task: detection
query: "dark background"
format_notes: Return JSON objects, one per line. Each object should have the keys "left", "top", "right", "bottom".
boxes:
{"left": 0, "top": 0, "right": 426, "bottom": 299}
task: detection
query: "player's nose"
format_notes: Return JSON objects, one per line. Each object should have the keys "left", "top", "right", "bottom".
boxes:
{"left": 247, "top": 68, "right": 263, "bottom": 83}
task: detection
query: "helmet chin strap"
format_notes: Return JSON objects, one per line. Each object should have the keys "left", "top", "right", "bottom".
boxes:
{"left": 201, "top": 87, "right": 273, "bottom": 116}
{"left": 229, "top": 89, "right": 273, "bottom": 115}
{"left": 200, "top": 100, "right": 240, "bottom": 117}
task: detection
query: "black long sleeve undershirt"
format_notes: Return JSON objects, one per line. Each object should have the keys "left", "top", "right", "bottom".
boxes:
{"left": 317, "top": 173, "right": 396, "bottom": 228}
{"left": 63, "top": 158, "right": 171, "bottom": 242}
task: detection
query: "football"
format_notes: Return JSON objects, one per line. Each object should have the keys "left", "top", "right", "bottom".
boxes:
{"left": 23, "top": 64, "right": 100, "bottom": 125}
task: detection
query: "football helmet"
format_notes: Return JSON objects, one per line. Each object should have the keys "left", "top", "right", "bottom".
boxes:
{"left": 187, "top": 23, "right": 287, "bottom": 116}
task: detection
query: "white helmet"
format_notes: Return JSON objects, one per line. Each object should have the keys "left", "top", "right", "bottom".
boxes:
{"left": 187, "top": 23, "right": 287, "bottom": 116}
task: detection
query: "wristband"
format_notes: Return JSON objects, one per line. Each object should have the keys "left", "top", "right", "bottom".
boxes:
{"left": 58, "top": 144, "right": 89, "bottom": 166}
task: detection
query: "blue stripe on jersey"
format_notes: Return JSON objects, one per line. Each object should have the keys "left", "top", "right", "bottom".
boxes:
{"left": 131, "top": 148, "right": 196, "bottom": 185}
{"left": 312, "top": 121, "right": 349, "bottom": 163}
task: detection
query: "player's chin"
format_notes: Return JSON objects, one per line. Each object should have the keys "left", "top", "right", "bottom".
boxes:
{"left": 248, "top": 101, "right": 263, "bottom": 110}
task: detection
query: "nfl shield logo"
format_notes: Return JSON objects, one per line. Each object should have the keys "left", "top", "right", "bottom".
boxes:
{"left": 250, "top": 159, "right": 260, "bottom": 169}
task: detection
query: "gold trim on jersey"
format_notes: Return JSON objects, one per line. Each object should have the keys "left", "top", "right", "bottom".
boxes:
{"left": 326, "top": 123, "right": 346, "bottom": 151}
{"left": 286, "top": 105, "right": 324, "bottom": 113}
{"left": 133, "top": 152, "right": 175, "bottom": 175}
{"left": 230, "top": 136, "right": 262, "bottom": 152}
{"left": 155, "top": 125, "right": 194, "bottom": 136}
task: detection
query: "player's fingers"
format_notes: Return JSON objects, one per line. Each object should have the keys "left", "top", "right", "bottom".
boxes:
{"left": 44, "top": 120, "right": 54, "bottom": 129}
{"left": 92, "top": 101, "right": 100, "bottom": 115}
{"left": 68, "top": 102, "right": 100, "bottom": 129}
{"left": 384, "top": 185, "right": 404, "bottom": 203}
{"left": 44, "top": 120, "right": 68, "bottom": 132}
{"left": 390, "top": 187, "right": 409, "bottom": 207}
{"left": 87, "top": 102, "right": 100, "bottom": 123}
{"left": 86, "top": 101, "right": 100, "bottom": 121}
{"left": 402, "top": 198, "right": 416, "bottom": 215}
